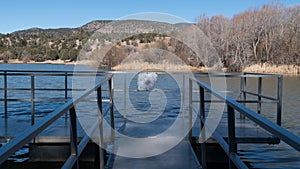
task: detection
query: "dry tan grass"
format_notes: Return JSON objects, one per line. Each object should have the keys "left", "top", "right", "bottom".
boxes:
{"left": 4, "top": 59, "right": 298, "bottom": 75}
{"left": 112, "top": 62, "right": 207, "bottom": 72}
{"left": 114, "top": 62, "right": 300, "bottom": 74}
{"left": 243, "top": 64, "right": 300, "bottom": 74}
{"left": 2, "top": 59, "right": 76, "bottom": 65}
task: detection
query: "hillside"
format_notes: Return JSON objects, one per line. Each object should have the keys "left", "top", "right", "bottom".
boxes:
{"left": 0, "top": 2, "right": 299, "bottom": 74}
{"left": 0, "top": 20, "right": 114, "bottom": 63}
{"left": 0, "top": 20, "right": 200, "bottom": 69}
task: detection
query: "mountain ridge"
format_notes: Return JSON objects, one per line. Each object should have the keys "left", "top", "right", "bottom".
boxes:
{"left": 9, "top": 20, "right": 114, "bottom": 35}
{"left": 0, "top": 19, "right": 196, "bottom": 65}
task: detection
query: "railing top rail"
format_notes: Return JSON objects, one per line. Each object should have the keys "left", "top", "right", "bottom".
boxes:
{"left": 0, "top": 69, "right": 105, "bottom": 73}
{"left": 0, "top": 73, "right": 108, "bottom": 76}
{"left": 194, "top": 72, "right": 282, "bottom": 78}
{"left": 0, "top": 70, "right": 109, "bottom": 76}
{"left": 190, "top": 77, "right": 300, "bottom": 152}
{"left": 243, "top": 72, "right": 283, "bottom": 77}
{"left": 0, "top": 73, "right": 113, "bottom": 164}
{"left": 0, "top": 70, "right": 192, "bottom": 75}
{"left": 0, "top": 70, "right": 282, "bottom": 77}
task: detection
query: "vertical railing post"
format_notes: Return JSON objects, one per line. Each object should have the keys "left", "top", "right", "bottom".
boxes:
{"left": 4, "top": 71, "right": 8, "bottom": 118}
{"left": 181, "top": 74, "right": 185, "bottom": 116}
{"left": 199, "top": 86, "right": 207, "bottom": 169}
{"left": 65, "top": 72, "right": 68, "bottom": 119}
{"left": 96, "top": 86, "right": 104, "bottom": 169}
{"left": 31, "top": 74, "right": 35, "bottom": 125}
{"left": 70, "top": 107, "right": 79, "bottom": 169}
{"left": 109, "top": 78, "right": 115, "bottom": 140}
{"left": 257, "top": 77, "right": 262, "bottom": 114}
{"left": 65, "top": 72, "right": 68, "bottom": 101}
{"left": 199, "top": 87, "right": 205, "bottom": 121}
{"left": 188, "top": 79, "right": 193, "bottom": 142}
{"left": 239, "top": 74, "right": 247, "bottom": 119}
{"left": 124, "top": 74, "right": 127, "bottom": 120}
{"left": 227, "top": 105, "right": 237, "bottom": 169}
{"left": 277, "top": 75, "right": 283, "bottom": 126}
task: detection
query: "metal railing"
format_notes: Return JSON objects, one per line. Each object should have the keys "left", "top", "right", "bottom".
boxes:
{"left": 0, "top": 73, "right": 114, "bottom": 169}
{"left": 0, "top": 70, "right": 108, "bottom": 125}
{"left": 189, "top": 75, "right": 300, "bottom": 169}
{"left": 193, "top": 72, "right": 283, "bottom": 125}
{"left": 0, "top": 70, "right": 289, "bottom": 168}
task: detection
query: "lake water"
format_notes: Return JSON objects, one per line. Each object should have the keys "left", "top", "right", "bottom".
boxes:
{"left": 0, "top": 63, "right": 299, "bottom": 168}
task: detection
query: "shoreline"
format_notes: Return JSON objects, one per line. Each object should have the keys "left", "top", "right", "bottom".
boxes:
{"left": 243, "top": 64, "right": 300, "bottom": 75}
{"left": 0, "top": 59, "right": 76, "bottom": 65}
{"left": 1, "top": 59, "right": 299, "bottom": 75}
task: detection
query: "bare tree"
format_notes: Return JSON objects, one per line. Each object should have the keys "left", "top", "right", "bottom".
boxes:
{"left": 196, "top": 2, "right": 300, "bottom": 70}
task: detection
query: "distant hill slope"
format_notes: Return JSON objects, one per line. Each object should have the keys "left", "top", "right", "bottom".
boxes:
{"left": 0, "top": 20, "right": 199, "bottom": 68}
{"left": 12, "top": 20, "right": 113, "bottom": 35}
{"left": 80, "top": 20, "right": 112, "bottom": 32}
{"left": 1, "top": 2, "right": 299, "bottom": 73}
{"left": 0, "top": 20, "right": 114, "bottom": 63}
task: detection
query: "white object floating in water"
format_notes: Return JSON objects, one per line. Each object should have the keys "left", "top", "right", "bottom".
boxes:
{"left": 137, "top": 72, "right": 158, "bottom": 91}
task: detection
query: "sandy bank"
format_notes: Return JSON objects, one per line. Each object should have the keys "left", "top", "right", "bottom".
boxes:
{"left": 112, "top": 62, "right": 208, "bottom": 72}
{"left": 1, "top": 59, "right": 299, "bottom": 75}
{"left": 243, "top": 64, "right": 300, "bottom": 75}
{"left": 0, "top": 59, "right": 76, "bottom": 65}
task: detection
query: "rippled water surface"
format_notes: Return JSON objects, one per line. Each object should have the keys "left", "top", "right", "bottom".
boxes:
{"left": 238, "top": 75, "right": 300, "bottom": 169}
{"left": 0, "top": 64, "right": 299, "bottom": 168}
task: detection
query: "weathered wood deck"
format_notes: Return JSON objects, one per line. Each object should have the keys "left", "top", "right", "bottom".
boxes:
{"left": 110, "top": 140, "right": 201, "bottom": 169}
{"left": 0, "top": 111, "right": 279, "bottom": 168}
{"left": 191, "top": 113, "right": 280, "bottom": 144}
{"left": 108, "top": 118, "right": 201, "bottom": 169}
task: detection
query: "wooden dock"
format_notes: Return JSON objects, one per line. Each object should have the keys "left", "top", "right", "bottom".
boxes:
{"left": 2, "top": 71, "right": 295, "bottom": 169}
{"left": 110, "top": 140, "right": 201, "bottom": 169}
{"left": 0, "top": 112, "right": 279, "bottom": 167}
{"left": 107, "top": 118, "right": 201, "bottom": 169}
{"left": 0, "top": 116, "right": 202, "bottom": 168}
{"left": 0, "top": 117, "right": 96, "bottom": 143}
{"left": 191, "top": 113, "right": 280, "bottom": 144}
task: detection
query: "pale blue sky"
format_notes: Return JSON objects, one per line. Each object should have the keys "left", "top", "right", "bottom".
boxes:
{"left": 0, "top": 0, "right": 299, "bottom": 33}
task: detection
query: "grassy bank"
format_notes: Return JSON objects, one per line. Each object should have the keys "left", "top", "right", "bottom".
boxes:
{"left": 112, "top": 62, "right": 207, "bottom": 72}
{"left": 1, "top": 59, "right": 299, "bottom": 75}
{"left": 0, "top": 59, "right": 75, "bottom": 65}
{"left": 113, "top": 62, "right": 300, "bottom": 75}
{"left": 243, "top": 64, "right": 300, "bottom": 75}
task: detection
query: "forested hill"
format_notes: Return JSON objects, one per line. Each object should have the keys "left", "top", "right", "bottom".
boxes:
{"left": 0, "top": 2, "right": 299, "bottom": 71}
{"left": 0, "top": 20, "right": 112, "bottom": 63}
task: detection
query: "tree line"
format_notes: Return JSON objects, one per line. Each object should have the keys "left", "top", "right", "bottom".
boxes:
{"left": 0, "top": 30, "right": 90, "bottom": 63}
{"left": 0, "top": 2, "right": 298, "bottom": 71}
{"left": 196, "top": 2, "right": 299, "bottom": 71}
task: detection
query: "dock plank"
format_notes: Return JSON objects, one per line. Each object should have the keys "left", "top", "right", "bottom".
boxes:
{"left": 109, "top": 118, "right": 201, "bottom": 169}
{"left": 110, "top": 140, "right": 201, "bottom": 169}
{"left": 192, "top": 113, "right": 279, "bottom": 144}
{"left": 0, "top": 116, "right": 121, "bottom": 143}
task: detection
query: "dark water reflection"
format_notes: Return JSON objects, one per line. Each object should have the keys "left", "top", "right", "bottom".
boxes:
{"left": 242, "top": 75, "right": 300, "bottom": 169}
{"left": 0, "top": 64, "right": 299, "bottom": 168}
